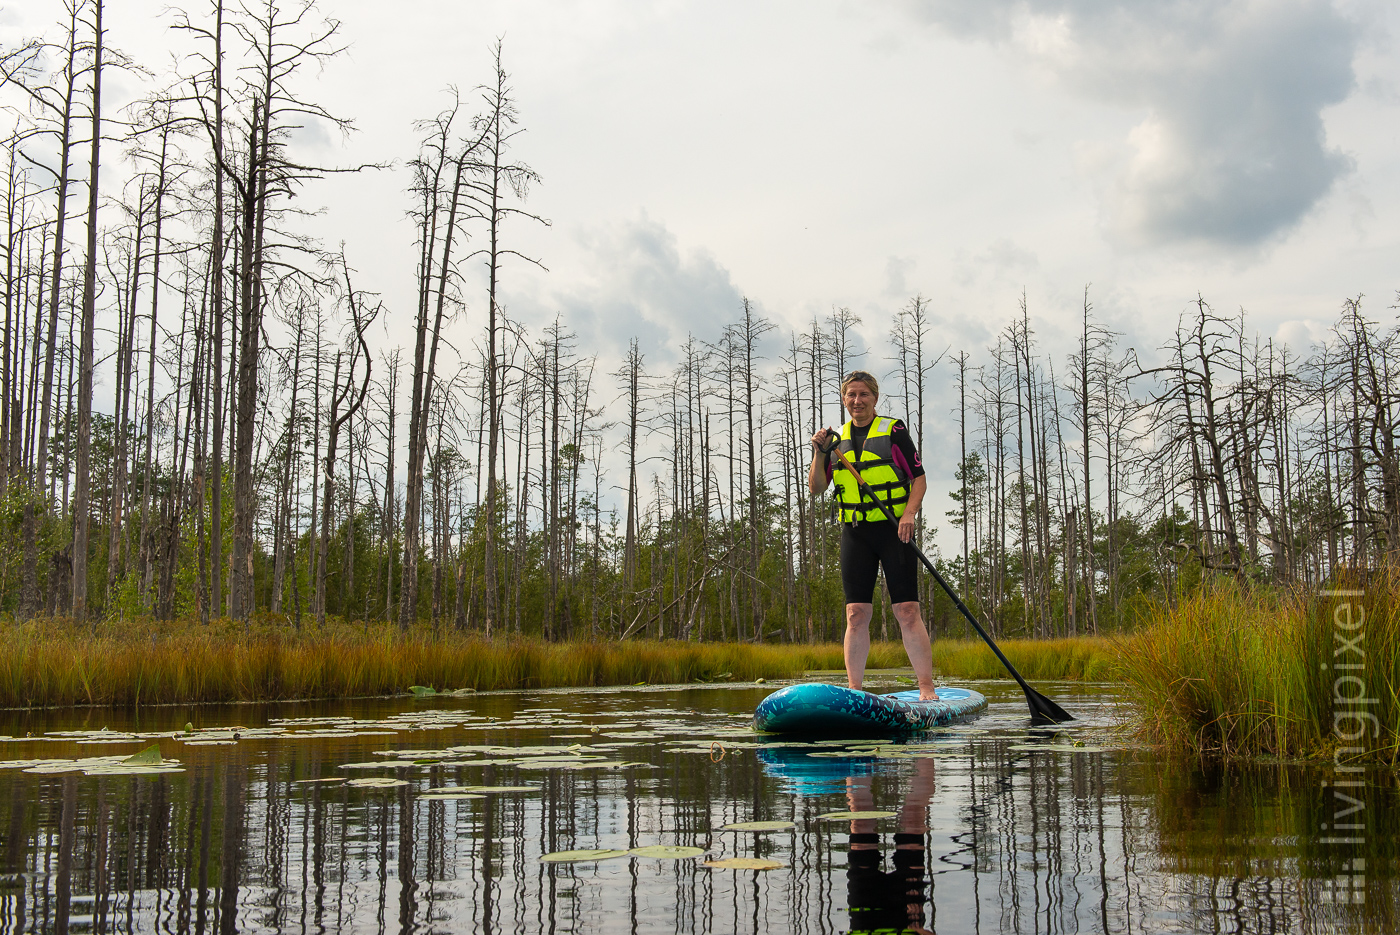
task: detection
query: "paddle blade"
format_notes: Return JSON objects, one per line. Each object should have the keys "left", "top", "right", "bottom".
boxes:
{"left": 1026, "top": 688, "right": 1075, "bottom": 725}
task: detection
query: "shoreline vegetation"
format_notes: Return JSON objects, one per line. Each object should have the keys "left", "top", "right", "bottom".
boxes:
{"left": 5, "top": 576, "right": 1396, "bottom": 766}
{"left": 1, "top": 616, "right": 1117, "bottom": 709}
{"left": 1120, "top": 576, "right": 1398, "bottom": 767}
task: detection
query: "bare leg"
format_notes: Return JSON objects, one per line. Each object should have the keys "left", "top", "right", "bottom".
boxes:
{"left": 843, "top": 602, "right": 873, "bottom": 691}
{"left": 893, "top": 600, "right": 937, "bottom": 700}
{"left": 846, "top": 774, "right": 877, "bottom": 841}
{"left": 897, "top": 758, "right": 936, "bottom": 935}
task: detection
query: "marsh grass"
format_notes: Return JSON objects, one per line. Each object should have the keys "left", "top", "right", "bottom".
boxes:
{"left": 1119, "top": 574, "right": 1400, "bottom": 764}
{"left": 931, "top": 637, "right": 1121, "bottom": 682}
{"left": 0, "top": 616, "right": 1115, "bottom": 708}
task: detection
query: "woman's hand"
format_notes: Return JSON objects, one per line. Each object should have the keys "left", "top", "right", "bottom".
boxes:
{"left": 898, "top": 513, "right": 916, "bottom": 543}
{"left": 810, "top": 429, "right": 834, "bottom": 456}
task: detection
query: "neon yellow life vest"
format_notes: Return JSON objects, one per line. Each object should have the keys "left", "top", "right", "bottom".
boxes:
{"left": 831, "top": 417, "right": 910, "bottom": 523}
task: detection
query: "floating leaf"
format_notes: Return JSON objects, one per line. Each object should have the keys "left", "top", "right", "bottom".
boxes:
{"left": 409, "top": 686, "right": 436, "bottom": 697}
{"left": 85, "top": 766, "right": 185, "bottom": 776}
{"left": 817, "top": 811, "right": 897, "bottom": 821}
{"left": 453, "top": 785, "right": 540, "bottom": 793}
{"left": 720, "top": 821, "right": 795, "bottom": 832}
{"left": 338, "top": 761, "right": 402, "bottom": 770}
{"left": 293, "top": 778, "right": 345, "bottom": 785}
{"left": 703, "top": 857, "right": 784, "bottom": 870}
{"left": 539, "top": 849, "right": 630, "bottom": 863}
{"left": 123, "top": 745, "right": 164, "bottom": 766}
{"left": 603, "top": 731, "right": 663, "bottom": 739}
{"left": 346, "top": 777, "right": 408, "bottom": 789}
{"left": 629, "top": 845, "right": 705, "bottom": 859}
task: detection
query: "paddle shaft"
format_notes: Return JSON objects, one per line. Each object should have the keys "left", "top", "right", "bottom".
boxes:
{"left": 821, "top": 432, "right": 1072, "bottom": 724}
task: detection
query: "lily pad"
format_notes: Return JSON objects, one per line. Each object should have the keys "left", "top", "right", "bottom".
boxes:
{"left": 123, "top": 744, "right": 164, "bottom": 766}
{"left": 539, "top": 849, "right": 630, "bottom": 863}
{"left": 720, "top": 820, "right": 795, "bottom": 832}
{"left": 453, "top": 785, "right": 541, "bottom": 793}
{"left": 338, "top": 761, "right": 403, "bottom": 770}
{"left": 409, "top": 686, "right": 436, "bottom": 697}
{"left": 817, "top": 810, "right": 897, "bottom": 821}
{"left": 703, "top": 857, "right": 784, "bottom": 870}
{"left": 346, "top": 777, "right": 408, "bottom": 789}
{"left": 629, "top": 845, "right": 705, "bottom": 859}
{"left": 85, "top": 766, "right": 185, "bottom": 776}
{"left": 293, "top": 778, "right": 346, "bottom": 785}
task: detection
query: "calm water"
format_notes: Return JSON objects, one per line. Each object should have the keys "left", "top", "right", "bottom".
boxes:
{"left": 0, "top": 677, "right": 1392, "bottom": 934}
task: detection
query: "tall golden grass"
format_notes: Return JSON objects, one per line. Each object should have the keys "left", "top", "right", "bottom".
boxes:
{"left": 931, "top": 636, "right": 1121, "bottom": 681}
{"left": 0, "top": 616, "right": 1115, "bottom": 708}
{"left": 1119, "top": 574, "right": 1399, "bottom": 764}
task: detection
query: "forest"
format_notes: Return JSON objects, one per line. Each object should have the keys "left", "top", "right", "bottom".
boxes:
{"left": 1, "top": 0, "right": 1397, "bottom": 645}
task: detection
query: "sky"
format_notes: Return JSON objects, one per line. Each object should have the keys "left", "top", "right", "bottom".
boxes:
{"left": 6, "top": 0, "right": 1400, "bottom": 541}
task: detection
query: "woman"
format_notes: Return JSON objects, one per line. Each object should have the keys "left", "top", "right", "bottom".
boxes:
{"left": 807, "top": 370, "right": 936, "bottom": 701}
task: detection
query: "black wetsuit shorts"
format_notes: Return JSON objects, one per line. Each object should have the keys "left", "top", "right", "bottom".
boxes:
{"left": 840, "top": 520, "right": 920, "bottom": 605}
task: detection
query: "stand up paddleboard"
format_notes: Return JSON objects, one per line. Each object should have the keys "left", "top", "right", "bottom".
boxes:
{"left": 754, "top": 683, "right": 986, "bottom": 735}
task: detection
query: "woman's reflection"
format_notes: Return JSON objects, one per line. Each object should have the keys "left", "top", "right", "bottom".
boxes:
{"left": 845, "top": 756, "right": 936, "bottom": 935}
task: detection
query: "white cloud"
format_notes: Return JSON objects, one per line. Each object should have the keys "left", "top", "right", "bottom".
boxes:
{"left": 901, "top": 0, "right": 1359, "bottom": 248}
{"left": 548, "top": 214, "right": 746, "bottom": 367}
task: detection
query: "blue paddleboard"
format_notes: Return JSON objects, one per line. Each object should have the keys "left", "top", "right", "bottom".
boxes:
{"left": 754, "top": 683, "right": 986, "bottom": 735}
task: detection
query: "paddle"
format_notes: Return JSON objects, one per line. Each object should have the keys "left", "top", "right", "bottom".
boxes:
{"left": 820, "top": 431, "right": 1074, "bottom": 725}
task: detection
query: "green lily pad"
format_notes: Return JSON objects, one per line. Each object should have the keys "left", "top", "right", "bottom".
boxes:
{"left": 703, "top": 857, "right": 784, "bottom": 870}
{"left": 123, "top": 745, "right": 164, "bottom": 766}
{"left": 629, "top": 845, "right": 705, "bottom": 859}
{"left": 817, "top": 810, "right": 897, "bottom": 821}
{"left": 409, "top": 686, "right": 436, "bottom": 697}
{"left": 720, "top": 820, "right": 795, "bottom": 832}
{"left": 539, "top": 849, "right": 630, "bottom": 863}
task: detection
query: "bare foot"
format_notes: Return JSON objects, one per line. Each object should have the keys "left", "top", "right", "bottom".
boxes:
{"left": 918, "top": 685, "right": 938, "bottom": 702}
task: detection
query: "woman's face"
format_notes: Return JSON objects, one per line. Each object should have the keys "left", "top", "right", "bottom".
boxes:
{"left": 842, "top": 381, "right": 877, "bottom": 425}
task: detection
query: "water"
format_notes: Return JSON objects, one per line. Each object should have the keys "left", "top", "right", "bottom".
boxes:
{"left": 0, "top": 677, "right": 1392, "bottom": 934}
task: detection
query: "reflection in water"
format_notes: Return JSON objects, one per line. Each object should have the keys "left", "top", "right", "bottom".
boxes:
{"left": 844, "top": 760, "right": 935, "bottom": 935}
{"left": 0, "top": 683, "right": 1390, "bottom": 934}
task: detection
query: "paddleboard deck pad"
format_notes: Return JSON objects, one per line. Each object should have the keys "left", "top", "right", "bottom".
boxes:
{"left": 754, "top": 684, "right": 986, "bottom": 735}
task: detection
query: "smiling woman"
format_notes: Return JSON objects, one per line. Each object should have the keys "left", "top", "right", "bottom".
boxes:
{"left": 808, "top": 370, "right": 934, "bottom": 701}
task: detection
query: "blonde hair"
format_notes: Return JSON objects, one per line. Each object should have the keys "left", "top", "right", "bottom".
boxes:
{"left": 840, "top": 370, "right": 879, "bottom": 399}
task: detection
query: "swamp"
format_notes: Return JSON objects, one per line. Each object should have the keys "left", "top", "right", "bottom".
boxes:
{"left": 0, "top": 674, "right": 1393, "bottom": 934}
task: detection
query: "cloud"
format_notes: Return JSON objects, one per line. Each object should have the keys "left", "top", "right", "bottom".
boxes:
{"left": 882, "top": 255, "right": 917, "bottom": 296}
{"left": 952, "top": 237, "right": 1039, "bottom": 287}
{"left": 551, "top": 215, "right": 746, "bottom": 367}
{"left": 901, "top": 0, "right": 1358, "bottom": 248}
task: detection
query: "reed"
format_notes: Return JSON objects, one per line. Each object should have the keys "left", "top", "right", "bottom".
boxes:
{"left": 1119, "top": 574, "right": 1400, "bottom": 764}
{"left": 0, "top": 616, "right": 1113, "bottom": 708}
{"left": 930, "top": 636, "right": 1121, "bottom": 682}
